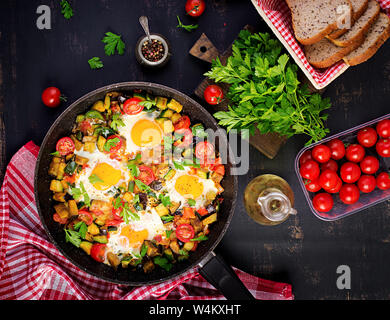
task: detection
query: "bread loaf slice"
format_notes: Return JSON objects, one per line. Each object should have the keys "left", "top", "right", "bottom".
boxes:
{"left": 344, "top": 13, "right": 390, "bottom": 66}
{"left": 286, "top": 0, "right": 353, "bottom": 45}
{"left": 329, "top": 0, "right": 380, "bottom": 47}
{"left": 328, "top": 0, "right": 369, "bottom": 39}
{"left": 305, "top": 36, "right": 364, "bottom": 68}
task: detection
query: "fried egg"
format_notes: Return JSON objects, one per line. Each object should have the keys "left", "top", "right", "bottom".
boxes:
{"left": 118, "top": 111, "right": 163, "bottom": 156}
{"left": 107, "top": 208, "right": 167, "bottom": 256}
{"left": 164, "top": 166, "right": 218, "bottom": 210}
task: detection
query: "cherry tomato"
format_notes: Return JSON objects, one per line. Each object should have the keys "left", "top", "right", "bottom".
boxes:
{"left": 376, "top": 139, "right": 390, "bottom": 157}
{"left": 360, "top": 156, "right": 380, "bottom": 174}
{"left": 327, "top": 177, "right": 342, "bottom": 194}
{"left": 312, "top": 145, "right": 331, "bottom": 163}
{"left": 78, "top": 210, "right": 93, "bottom": 225}
{"left": 137, "top": 165, "right": 156, "bottom": 186}
{"left": 185, "top": 0, "right": 206, "bottom": 17}
{"left": 42, "top": 87, "right": 64, "bottom": 108}
{"left": 53, "top": 213, "right": 68, "bottom": 225}
{"left": 204, "top": 85, "right": 224, "bottom": 105}
{"left": 105, "top": 135, "right": 123, "bottom": 153}
{"left": 195, "top": 141, "right": 215, "bottom": 162}
{"left": 174, "top": 128, "right": 193, "bottom": 148}
{"left": 345, "top": 144, "right": 365, "bottom": 163}
{"left": 300, "top": 160, "right": 320, "bottom": 181}
{"left": 174, "top": 116, "right": 191, "bottom": 131}
{"left": 339, "top": 184, "right": 360, "bottom": 205}
{"left": 196, "top": 208, "right": 209, "bottom": 216}
{"left": 183, "top": 207, "right": 196, "bottom": 219}
{"left": 319, "top": 169, "right": 340, "bottom": 191}
{"left": 299, "top": 150, "right": 313, "bottom": 165}
{"left": 326, "top": 139, "right": 346, "bottom": 160}
{"left": 376, "top": 172, "right": 390, "bottom": 190}
{"left": 357, "top": 127, "right": 377, "bottom": 148}
{"left": 176, "top": 224, "right": 195, "bottom": 243}
{"left": 56, "top": 137, "right": 75, "bottom": 156}
{"left": 312, "top": 193, "right": 334, "bottom": 213}
{"left": 123, "top": 98, "right": 144, "bottom": 115}
{"left": 80, "top": 120, "right": 93, "bottom": 135}
{"left": 376, "top": 119, "right": 390, "bottom": 138}
{"left": 90, "top": 244, "right": 107, "bottom": 263}
{"left": 321, "top": 159, "right": 338, "bottom": 172}
{"left": 357, "top": 175, "right": 376, "bottom": 193}
{"left": 304, "top": 179, "right": 321, "bottom": 193}
{"left": 340, "top": 162, "right": 361, "bottom": 183}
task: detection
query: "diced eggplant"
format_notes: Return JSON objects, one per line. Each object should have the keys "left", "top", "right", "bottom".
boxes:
{"left": 68, "top": 200, "right": 79, "bottom": 216}
{"left": 145, "top": 241, "right": 160, "bottom": 258}
{"left": 143, "top": 260, "right": 155, "bottom": 273}
{"left": 53, "top": 193, "right": 66, "bottom": 203}
{"left": 139, "top": 193, "right": 148, "bottom": 209}
{"left": 75, "top": 155, "right": 89, "bottom": 166}
{"left": 150, "top": 180, "right": 163, "bottom": 191}
{"left": 206, "top": 204, "right": 217, "bottom": 215}
{"left": 54, "top": 203, "right": 70, "bottom": 219}
{"left": 169, "top": 240, "right": 180, "bottom": 255}
{"left": 107, "top": 252, "right": 121, "bottom": 269}
{"left": 202, "top": 213, "right": 217, "bottom": 226}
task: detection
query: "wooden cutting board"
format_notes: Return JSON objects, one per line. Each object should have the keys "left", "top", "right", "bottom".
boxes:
{"left": 190, "top": 28, "right": 287, "bottom": 160}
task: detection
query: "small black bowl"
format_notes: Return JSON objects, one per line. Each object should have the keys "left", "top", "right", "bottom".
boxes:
{"left": 135, "top": 33, "right": 171, "bottom": 68}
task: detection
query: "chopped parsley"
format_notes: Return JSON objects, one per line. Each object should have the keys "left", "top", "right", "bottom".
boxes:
{"left": 102, "top": 32, "right": 126, "bottom": 56}
{"left": 88, "top": 57, "right": 103, "bottom": 70}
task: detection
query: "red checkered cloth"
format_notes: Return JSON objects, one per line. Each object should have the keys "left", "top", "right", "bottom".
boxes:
{"left": 254, "top": 0, "right": 390, "bottom": 89}
{"left": 0, "top": 142, "right": 294, "bottom": 300}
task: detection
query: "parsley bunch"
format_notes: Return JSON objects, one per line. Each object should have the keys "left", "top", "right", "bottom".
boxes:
{"left": 205, "top": 30, "right": 331, "bottom": 145}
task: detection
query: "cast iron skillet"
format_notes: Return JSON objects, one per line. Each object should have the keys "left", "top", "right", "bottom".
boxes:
{"left": 34, "top": 82, "right": 254, "bottom": 300}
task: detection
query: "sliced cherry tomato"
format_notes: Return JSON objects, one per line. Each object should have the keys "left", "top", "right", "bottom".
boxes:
{"left": 80, "top": 120, "right": 93, "bottom": 135}
{"left": 360, "top": 156, "right": 380, "bottom": 174}
{"left": 312, "top": 193, "right": 334, "bottom": 213}
{"left": 377, "top": 172, "right": 390, "bottom": 190}
{"left": 53, "top": 213, "right": 68, "bottom": 224}
{"left": 197, "top": 208, "right": 209, "bottom": 216}
{"left": 300, "top": 160, "right": 320, "bottom": 181}
{"left": 78, "top": 210, "right": 93, "bottom": 225}
{"left": 304, "top": 179, "right": 321, "bottom": 193}
{"left": 357, "top": 175, "right": 376, "bottom": 193}
{"left": 345, "top": 144, "right": 365, "bottom": 163}
{"left": 42, "top": 87, "right": 63, "bottom": 108}
{"left": 90, "top": 244, "right": 107, "bottom": 263}
{"left": 137, "top": 165, "right": 156, "bottom": 185}
{"left": 174, "top": 128, "right": 193, "bottom": 148}
{"left": 195, "top": 141, "right": 215, "bottom": 162}
{"left": 183, "top": 207, "right": 195, "bottom": 219}
{"left": 185, "top": 0, "right": 206, "bottom": 17}
{"left": 312, "top": 144, "right": 331, "bottom": 163}
{"left": 56, "top": 137, "right": 75, "bottom": 156}
{"left": 376, "top": 119, "right": 390, "bottom": 138}
{"left": 319, "top": 169, "right": 340, "bottom": 191}
{"left": 340, "top": 162, "right": 361, "bottom": 184}
{"left": 105, "top": 135, "right": 123, "bottom": 153}
{"left": 299, "top": 150, "right": 313, "bottom": 165}
{"left": 204, "top": 85, "right": 224, "bottom": 105}
{"left": 174, "top": 116, "right": 191, "bottom": 131}
{"left": 376, "top": 138, "right": 390, "bottom": 158}
{"left": 357, "top": 127, "right": 378, "bottom": 148}
{"left": 321, "top": 159, "right": 338, "bottom": 172}
{"left": 326, "top": 139, "right": 346, "bottom": 160}
{"left": 176, "top": 224, "right": 195, "bottom": 243}
{"left": 123, "top": 98, "right": 144, "bottom": 115}
{"left": 339, "top": 184, "right": 360, "bottom": 205}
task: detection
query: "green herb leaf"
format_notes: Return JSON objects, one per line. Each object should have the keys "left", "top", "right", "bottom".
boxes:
{"left": 187, "top": 199, "right": 196, "bottom": 207}
{"left": 141, "top": 243, "right": 148, "bottom": 257}
{"left": 191, "top": 235, "right": 208, "bottom": 242}
{"left": 159, "top": 194, "right": 172, "bottom": 207}
{"left": 65, "top": 229, "right": 81, "bottom": 247}
{"left": 88, "top": 174, "right": 104, "bottom": 184}
{"left": 102, "top": 32, "right": 125, "bottom": 56}
{"left": 64, "top": 161, "right": 77, "bottom": 175}
{"left": 88, "top": 57, "right": 103, "bottom": 70}
{"left": 60, "top": 0, "right": 73, "bottom": 19}
{"left": 50, "top": 151, "right": 60, "bottom": 157}
{"left": 165, "top": 230, "right": 173, "bottom": 239}
{"left": 104, "top": 137, "right": 120, "bottom": 152}
{"left": 110, "top": 114, "right": 125, "bottom": 132}
{"left": 176, "top": 16, "right": 198, "bottom": 32}
{"left": 173, "top": 161, "right": 185, "bottom": 170}
{"left": 153, "top": 256, "right": 173, "bottom": 272}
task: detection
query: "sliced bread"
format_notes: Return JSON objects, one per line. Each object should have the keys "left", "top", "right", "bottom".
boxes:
{"left": 344, "top": 13, "right": 390, "bottom": 66}
{"left": 286, "top": 0, "right": 353, "bottom": 45}
{"left": 329, "top": 0, "right": 380, "bottom": 47}
{"left": 304, "top": 36, "right": 364, "bottom": 68}
{"left": 328, "top": 0, "right": 369, "bottom": 39}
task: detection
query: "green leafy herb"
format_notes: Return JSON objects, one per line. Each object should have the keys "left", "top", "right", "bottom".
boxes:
{"left": 191, "top": 235, "right": 208, "bottom": 242}
{"left": 65, "top": 229, "right": 81, "bottom": 247}
{"left": 127, "top": 163, "right": 140, "bottom": 178}
{"left": 50, "top": 151, "right": 60, "bottom": 157}
{"left": 74, "top": 221, "right": 88, "bottom": 240}
{"left": 159, "top": 194, "right": 172, "bottom": 207}
{"left": 165, "top": 230, "right": 173, "bottom": 239}
{"left": 192, "top": 125, "right": 208, "bottom": 138}
{"left": 134, "top": 179, "right": 153, "bottom": 194}
{"left": 80, "top": 182, "right": 90, "bottom": 207}
{"left": 71, "top": 187, "right": 82, "bottom": 200}
{"left": 60, "top": 0, "right": 73, "bottom": 19}
{"left": 187, "top": 199, "right": 196, "bottom": 207}
{"left": 161, "top": 215, "right": 174, "bottom": 222}
{"left": 110, "top": 114, "right": 125, "bottom": 132}
{"left": 205, "top": 30, "right": 331, "bottom": 145}
{"left": 173, "top": 161, "right": 185, "bottom": 170}
{"left": 104, "top": 137, "right": 120, "bottom": 152}
{"left": 153, "top": 256, "right": 173, "bottom": 272}
{"left": 102, "top": 32, "right": 125, "bottom": 56}
{"left": 176, "top": 16, "right": 198, "bottom": 32}
{"left": 88, "top": 57, "right": 103, "bottom": 70}
{"left": 89, "top": 174, "right": 103, "bottom": 184}
{"left": 140, "top": 244, "right": 148, "bottom": 257}
{"left": 139, "top": 99, "right": 157, "bottom": 110}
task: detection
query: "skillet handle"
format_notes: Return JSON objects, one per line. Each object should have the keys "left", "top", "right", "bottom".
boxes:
{"left": 198, "top": 252, "right": 255, "bottom": 300}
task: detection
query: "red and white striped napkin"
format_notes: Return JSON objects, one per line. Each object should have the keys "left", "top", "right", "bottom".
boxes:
{"left": 0, "top": 142, "right": 293, "bottom": 300}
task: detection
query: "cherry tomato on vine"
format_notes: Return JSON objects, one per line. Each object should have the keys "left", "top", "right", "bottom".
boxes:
{"left": 299, "top": 160, "right": 320, "bottom": 181}
{"left": 326, "top": 139, "right": 346, "bottom": 160}
{"left": 204, "top": 85, "right": 224, "bottom": 105}
{"left": 340, "top": 162, "right": 361, "bottom": 184}
{"left": 357, "top": 175, "right": 376, "bottom": 193}
{"left": 376, "top": 172, "right": 390, "bottom": 190}
{"left": 185, "top": 0, "right": 206, "bottom": 17}
{"left": 312, "top": 144, "right": 331, "bottom": 163}
{"left": 312, "top": 193, "right": 334, "bottom": 213}
{"left": 376, "top": 139, "right": 390, "bottom": 158}
{"left": 42, "top": 87, "right": 66, "bottom": 108}
{"left": 360, "top": 156, "right": 380, "bottom": 174}
{"left": 376, "top": 119, "right": 390, "bottom": 138}
{"left": 345, "top": 144, "right": 365, "bottom": 163}
{"left": 339, "top": 184, "right": 360, "bottom": 205}
{"left": 357, "top": 127, "right": 377, "bottom": 148}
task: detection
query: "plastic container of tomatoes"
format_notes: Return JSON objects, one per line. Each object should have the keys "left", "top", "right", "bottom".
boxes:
{"left": 295, "top": 114, "right": 390, "bottom": 221}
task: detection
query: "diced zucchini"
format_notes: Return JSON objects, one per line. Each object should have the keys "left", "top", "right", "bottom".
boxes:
{"left": 92, "top": 100, "right": 105, "bottom": 113}
{"left": 196, "top": 169, "right": 208, "bottom": 180}
{"left": 164, "top": 169, "right": 176, "bottom": 181}
{"left": 145, "top": 241, "right": 160, "bottom": 258}
{"left": 80, "top": 241, "right": 93, "bottom": 255}
{"left": 155, "top": 117, "right": 167, "bottom": 128}
{"left": 161, "top": 109, "right": 174, "bottom": 119}
{"left": 76, "top": 115, "right": 85, "bottom": 123}
{"left": 183, "top": 241, "right": 195, "bottom": 251}
{"left": 50, "top": 180, "right": 64, "bottom": 193}
{"left": 83, "top": 141, "right": 96, "bottom": 153}
{"left": 48, "top": 157, "right": 61, "bottom": 177}
{"left": 97, "top": 136, "right": 106, "bottom": 152}
{"left": 87, "top": 223, "right": 100, "bottom": 236}
{"left": 133, "top": 92, "right": 146, "bottom": 101}
{"left": 156, "top": 203, "right": 169, "bottom": 217}
{"left": 68, "top": 200, "right": 79, "bottom": 216}
{"left": 163, "top": 120, "right": 174, "bottom": 134}
{"left": 53, "top": 192, "right": 66, "bottom": 202}
{"left": 123, "top": 192, "right": 134, "bottom": 203}
{"left": 146, "top": 93, "right": 156, "bottom": 102}
{"left": 85, "top": 233, "right": 94, "bottom": 242}
{"left": 82, "top": 136, "right": 97, "bottom": 143}
{"left": 171, "top": 113, "right": 182, "bottom": 124}
{"left": 167, "top": 99, "right": 183, "bottom": 113}
{"left": 178, "top": 253, "right": 189, "bottom": 262}
{"left": 168, "top": 201, "right": 180, "bottom": 214}
{"left": 56, "top": 162, "right": 66, "bottom": 180}
{"left": 85, "top": 110, "right": 104, "bottom": 121}
{"left": 164, "top": 248, "right": 175, "bottom": 261}
{"left": 70, "top": 135, "right": 83, "bottom": 151}
{"left": 107, "top": 252, "right": 121, "bottom": 269}
{"left": 202, "top": 213, "right": 217, "bottom": 226}
{"left": 54, "top": 203, "right": 69, "bottom": 219}
{"left": 93, "top": 235, "right": 108, "bottom": 244}
{"left": 156, "top": 97, "right": 168, "bottom": 110}
{"left": 75, "top": 155, "right": 89, "bottom": 166}
{"left": 103, "top": 94, "right": 111, "bottom": 110}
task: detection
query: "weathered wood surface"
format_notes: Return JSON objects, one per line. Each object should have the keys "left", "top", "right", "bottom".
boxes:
{"left": 1, "top": 0, "right": 390, "bottom": 299}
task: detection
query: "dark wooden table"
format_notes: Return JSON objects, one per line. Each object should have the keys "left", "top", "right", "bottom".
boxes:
{"left": 1, "top": 0, "right": 390, "bottom": 300}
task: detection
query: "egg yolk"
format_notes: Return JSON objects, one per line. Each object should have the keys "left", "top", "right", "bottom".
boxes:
{"left": 175, "top": 175, "right": 204, "bottom": 199}
{"left": 131, "top": 119, "right": 162, "bottom": 148}
{"left": 120, "top": 225, "right": 149, "bottom": 248}
{"left": 91, "top": 163, "right": 122, "bottom": 191}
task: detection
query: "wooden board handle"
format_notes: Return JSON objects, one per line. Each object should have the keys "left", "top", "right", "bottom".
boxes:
{"left": 189, "top": 33, "right": 220, "bottom": 63}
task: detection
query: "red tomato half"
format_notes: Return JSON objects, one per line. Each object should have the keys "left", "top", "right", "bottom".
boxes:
{"left": 78, "top": 210, "right": 93, "bottom": 225}
{"left": 204, "top": 85, "right": 224, "bottom": 105}
{"left": 176, "top": 224, "right": 195, "bottom": 243}
{"left": 339, "top": 184, "right": 360, "bottom": 205}
{"left": 137, "top": 165, "right": 156, "bottom": 186}
{"left": 312, "top": 145, "right": 331, "bottom": 163}
{"left": 56, "top": 137, "right": 75, "bottom": 156}
{"left": 123, "top": 98, "right": 144, "bottom": 115}
{"left": 376, "top": 139, "right": 390, "bottom": 157}
{"left": 357, "top": 127, "right": 377, "bottom": 148}
{"left": 174, "top": 116, "right": 191, "bottom": 131}
{"left": 53, "top": 213, "right": 68, "bottom": 224}
{"left": 326, "top": 139, "right": 346, "bottom": 160}
{"left": 360, "top": 156, "right": 380, "bottom": 175}
{"left": 105, "top": 135, "right": 123, "bottom": 153}
{"left": 90, "top": 244, "right": 107, "bottom": 263}
{"left": 377, "top": 172, "right": 390, "bottom": 190}
{"left": 376, "top": 119, "right": 390, "bottom": 138}
{"left": 195, "top": 141, "right": 215, "bottom": 162}
{"left": 357, "top": 175, "right": 376, "bottom": 193}
{"left": 185, "top": 0, "right": 206, "bottom": 17}
{"left": 312, "top": 193, "right": 334, "bottom": 213}
{"left": 345, "top": 144, "right": 365, "bottom": 163}
{"left": 340, "top": 162, "right": 361, "bottom": 184}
